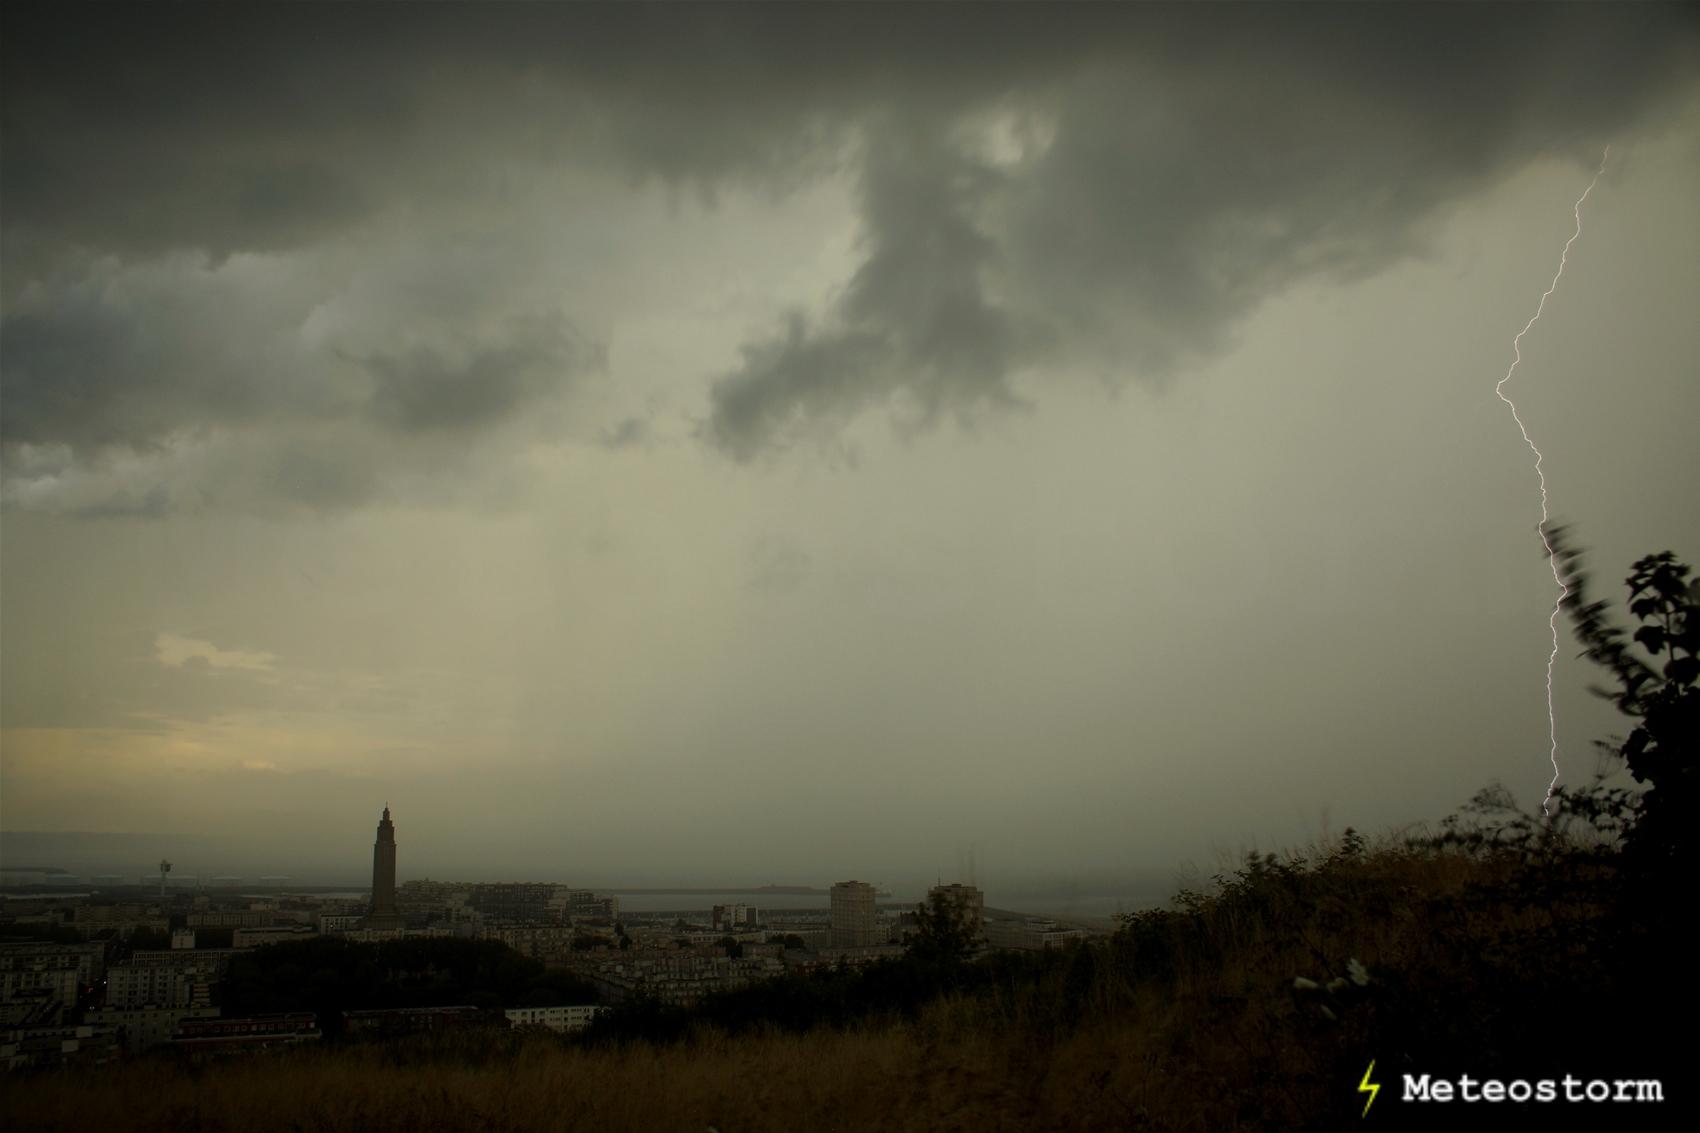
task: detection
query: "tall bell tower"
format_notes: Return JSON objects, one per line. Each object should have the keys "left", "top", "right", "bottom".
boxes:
{"left": 363, "top": 805, "right": 405, "bottom": 931}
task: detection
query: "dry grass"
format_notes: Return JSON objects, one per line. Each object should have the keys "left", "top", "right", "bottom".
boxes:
{"left": 3, "top": 1018, "right": 1298, "bottom": 1133}
{"left": 2, "top": 842, "right": 1676, "bottom": 1132}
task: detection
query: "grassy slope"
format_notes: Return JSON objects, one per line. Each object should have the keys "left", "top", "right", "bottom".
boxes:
{"left": 3, "top": 840, "right": 1688, "bottom": 1132}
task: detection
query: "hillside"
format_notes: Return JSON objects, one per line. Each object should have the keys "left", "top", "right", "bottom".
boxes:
{"left": 5, "top": 816, "right": 1690, "bottom": 1131}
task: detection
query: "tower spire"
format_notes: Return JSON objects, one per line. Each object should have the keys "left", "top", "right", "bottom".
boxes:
{"left": 363, "top": 804, "right": 404, "bottom": 933}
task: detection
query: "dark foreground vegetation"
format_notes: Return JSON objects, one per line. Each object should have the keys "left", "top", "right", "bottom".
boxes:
{"left": 219, "top": 937, "right": 599, "bottom": 1036}
{"left": 2, "top": 542, "right": 1692, "bottom": 1131}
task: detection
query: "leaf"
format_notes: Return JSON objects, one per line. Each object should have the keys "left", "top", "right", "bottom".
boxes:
{"left": 1630, "top": 597, "right": 1659, "bottom": 619}
{"left": 1666, "top": 656, "right": 1699, "bottom": 687}
{"left": 1634, "top": 625, "right": 1667, "bottom": 653}
{"left": 1654, "top": 573, "right": 1688, "bottom": 599}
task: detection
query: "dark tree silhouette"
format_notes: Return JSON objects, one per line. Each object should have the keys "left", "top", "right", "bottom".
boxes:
{"left": 905, "top": 890, "right": 979, "bottom": 972}
{"left": 1553, "top": 526, "right": 1698, "bottom": 868}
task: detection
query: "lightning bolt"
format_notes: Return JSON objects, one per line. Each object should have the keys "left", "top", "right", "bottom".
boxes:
{"left": 1359, "top": 1060, "right": 1380, "bottom": 1118}
{"left": 1493, "top": 145, "right": 1609, "bottom": 817}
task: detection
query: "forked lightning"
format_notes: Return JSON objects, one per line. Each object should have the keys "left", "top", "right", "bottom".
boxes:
{"left": 1493, "top": 145, "right": 1609, "bottom": 816}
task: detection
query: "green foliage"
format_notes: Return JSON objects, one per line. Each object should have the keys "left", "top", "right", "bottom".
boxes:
{"left": 581, "top": 945, "right": 1069, "bottom": 1048}
{"left": 1554, "top": 531, "right": 1698, "bottom": 868}
{"left": 588, "top": 819, "right": 1695, "bottom": 1101}
{"left": 905, "top": 890, "right": 979, "bottom": 972}
{"left": 1333, "top": 825, "right": 1366, "bottom": 861}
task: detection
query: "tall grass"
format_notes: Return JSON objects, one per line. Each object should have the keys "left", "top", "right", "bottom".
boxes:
{"left": 3, "top": 828, "right": 1687, "bottom": 1131}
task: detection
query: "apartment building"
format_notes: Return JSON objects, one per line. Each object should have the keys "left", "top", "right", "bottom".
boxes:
{"left": 830, "top": 881, "right": 880, "bottom": 948}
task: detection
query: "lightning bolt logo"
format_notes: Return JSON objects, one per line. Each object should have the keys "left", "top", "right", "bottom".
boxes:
{"left": 1360, "top": 1060, "right": 1380, "bottom": 1118}
{"left": 1493, "top": 145, "right": 1609, "bottom": 816}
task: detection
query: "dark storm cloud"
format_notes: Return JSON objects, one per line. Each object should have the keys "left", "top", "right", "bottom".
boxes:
{"left": 0, "top": 258, "right": 602, "bottom": 512}
{"left": 0, "top": 2, "right": 917, "bottom": 261}
{"left": 708, "top": 119, "right": 1033, "bottom": 458}
{"left": 5, "top": 4, "right": 1691, "bottom": 258}
{"left": 0, "top": 298, "right": 162, "bottom": 452}
{"left": 705, "top": 6, "right": 1700, "bottom": 456}
{"left": 0, "top": 261, "right": 340, "bottom": 455}
{"left": 0, "top": 3, "right": 409, "bottom": 262}
{"left": 0, "top": 267, "right": 596, "bottom": 447}
{"left": 3, "top": 3, "right": 1695, "bottom": 482}
{"left": 707, "top": 316, "right": 895, "bottom": 462}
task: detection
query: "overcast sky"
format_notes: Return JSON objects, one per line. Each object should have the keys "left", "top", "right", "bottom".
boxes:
{"left": 3, "top": 3, "right": 1697, "bottom": 898}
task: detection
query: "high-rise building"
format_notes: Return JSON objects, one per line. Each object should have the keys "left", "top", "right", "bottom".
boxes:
{"left": 830, "top": 881, "right": 879, "bottom": 948}
{"left": 566, "top": 891, "right": 620, "bottom": 921}
{"left": 363, "top": 806, "right": 405, "bottom": 931}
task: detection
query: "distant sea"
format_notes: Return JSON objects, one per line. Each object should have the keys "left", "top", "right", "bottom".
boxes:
{"left": 609, "top": 891, "right": 826, "bottom": 915}
{"left": 1, "top": 831, "right": 1185, "bottom": 924}
{"left": 615, "top": 883, "right": 1177, "bottom": 923}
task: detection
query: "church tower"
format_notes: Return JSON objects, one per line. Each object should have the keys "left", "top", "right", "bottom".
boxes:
{"left": 363, "top": 805, "right": 405, "bottom": 931}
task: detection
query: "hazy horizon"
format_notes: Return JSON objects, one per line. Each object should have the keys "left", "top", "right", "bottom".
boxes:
{"left": 4, "top": 5, "right": 1697, "bottom": 896}
{"left": 0, "top": 826, "right": 1180, "bottom": 901}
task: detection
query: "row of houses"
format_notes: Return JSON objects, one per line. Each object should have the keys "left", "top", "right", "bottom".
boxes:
{"left": 576, "top": 952, "right": 788, "bottom": 1006}
{"left": 3, "top": 1001, "right": 608, "bottom": 1070}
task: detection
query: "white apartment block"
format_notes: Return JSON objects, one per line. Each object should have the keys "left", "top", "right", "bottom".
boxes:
{"left": 85, "top": 1006, "right": 221, "bottom": 1053}
{"left": 983, "top": 918, "right": 1091, "bottom": 951}
{"left": 503, "top": 1004, "right": 606, "bottom": 1032}
{"left": 105, "top": 965, "right": 208, "bottom": 1010}
{"left": 711, "top": 904, "right": 758, "bottom": 931}
{"left": 105, "top": 950, "right": 235, "bottom": 1009}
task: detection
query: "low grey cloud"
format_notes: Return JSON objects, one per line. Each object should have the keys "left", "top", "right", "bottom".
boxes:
{"left": 706, "top": 314, "right": 896, "bottom": 461}
{"left": 2, "top": 3, "right": 1695, "bottom": 491}
{"left": 355, "top": 313, "right": 602, "bottom": 434}
{"left": 69, "top": 486, "right": 174, "bottom": 522}
{"left": 0, "top": 255, "right": 342, "bottom": 457}
{"left": 599, "top": 418, "right": 652, "bottom": 451}
{"left": 155, "top": 633, "right": 277, "bottom": 673}
{"left": 0, "top": 254, "right": 603, "bottom": 513}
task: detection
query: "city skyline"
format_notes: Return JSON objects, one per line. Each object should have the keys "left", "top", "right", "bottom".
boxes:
{"left": 3, "top": 4, "right": 1698, "bottom": 893}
